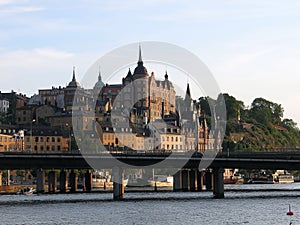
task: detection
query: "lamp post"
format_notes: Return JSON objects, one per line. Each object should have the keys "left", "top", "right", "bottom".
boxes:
{"left": 66, "top": 123, "right": 71, "bottom": 153}
{"left": 31, "top": 119, "right": 36, "bottom": 153}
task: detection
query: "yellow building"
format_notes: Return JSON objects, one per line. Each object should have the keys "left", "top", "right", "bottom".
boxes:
{"left": 0, "top": 134, "right": 17, "bottom": 152}
{"left": 0, "top": 126, "right": 69, "bottom": 153}
{"left": 24, "top": 127, "right": 69, "bottom": 153}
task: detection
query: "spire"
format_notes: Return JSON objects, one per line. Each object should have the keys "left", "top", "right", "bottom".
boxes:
{"left": 67, "top": 66, "right": 81, "bottom": 88}
{"left": 186, "top": 83, "right": 191, "bottom": 99}
{"left": 138, "top": 44, "right": 142, "bottom": 63}
{"left": 165, "top": 69, "right": 168, "bottom": 80}
{"left": 98, "top": 66, "right": 102, "bottom": 81}
{"left": 133, "top": 44, "right": 148, "bottom": 76}
{"left": 72, "top": 66, "right": 76, "bottom": 81}
{"left": 126, "top": 68, "right": 132, "bottom": 78}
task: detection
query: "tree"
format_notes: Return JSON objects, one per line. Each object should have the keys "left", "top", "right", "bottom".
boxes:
{"left": 249, "top": 98, "right": 283, "bottom": 125}
{"left": 282, "top": 119, "right": 298, "bottom": 130}
{"left": 220, "top": 93, "right": 245, "bottom": 122}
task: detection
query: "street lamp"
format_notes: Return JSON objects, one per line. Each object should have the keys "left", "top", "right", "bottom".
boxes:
{"left": 31, "top": 119, "right": 36, "bottom": 153}
{"left": 66, "top": 123, "right": 71, "bottom": 153}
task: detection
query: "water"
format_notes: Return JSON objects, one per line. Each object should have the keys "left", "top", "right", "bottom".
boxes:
{"left": 1, "top": 184, "right": 300, "bottom": 225}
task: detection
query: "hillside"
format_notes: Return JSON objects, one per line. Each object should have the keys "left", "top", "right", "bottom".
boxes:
{"left": 198, "top": 94, "right": 300, "bottom": 152}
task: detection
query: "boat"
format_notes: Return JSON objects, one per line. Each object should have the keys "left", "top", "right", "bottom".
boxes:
{"left": 273, "top": 170, "right": 294, "bottom": 184}
{"left": 127, "top": 172, "right": 148, "bottom": 187}
{"left": 16, "top": 187, "right": 35, "bottom": 195}
{"left": 92, "top": 170, "right": 128, "bottom": 189}
{"left": 148, "top": 175, "right": 173, "bottom": 187}
{"left": 248, "top": 177, "right": 274, "bottom": 184}
{"left": 224, "top": 176, "right": 238, "bottom": 184}
{"left": 248, "top": 171, "right": 274, "bottom": 184}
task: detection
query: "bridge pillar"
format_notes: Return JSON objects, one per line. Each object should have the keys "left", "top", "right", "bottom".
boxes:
{"left": 112, "top": 167, "right": 124, "bottom": 200}
{"left": 48, "top": 171, "right": 57, "bottom": 193}
{"left": 189, "top": 170, "right": 196, "bottom": 191}
{"left": 59, "top": 169, "right": 68, "bottom": 193}
{"left": 196, "top": 170, "right": 203, "bottom": 191}
{"left": 69, "top": 170, "right": 78, "bottom": 193}
{"left": 84, "top": 170, "right": 92, "bottom": 192}
{"left": 36, "top": 169, "right": 45, "bottom": 193}
{"left": 173, "top": 170, "right": 182, "bottom": 192}
{"left": 205, "top": 170, "right": 213, "bottom": 191}
{"left": 213, "top": 167, "right": 224, "bottom": 199}
{"left": 181, "top": 169, "right": 190, "bottom": 192}
{"left": 0, "top": 171, "right": 2, "bottom": 186}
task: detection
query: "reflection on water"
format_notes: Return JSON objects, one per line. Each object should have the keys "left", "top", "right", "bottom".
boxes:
{"left": 0, "top": 183, "right": 300, "bottom": 225}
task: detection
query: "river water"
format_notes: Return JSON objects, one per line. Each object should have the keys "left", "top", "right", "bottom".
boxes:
{"left": 1, "top": 183, "right": 300, "bottom": 225}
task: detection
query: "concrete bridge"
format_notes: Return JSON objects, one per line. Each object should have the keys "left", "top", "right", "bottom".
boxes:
{"left": 1, "top": 150, "right": 300, "bottom": 199}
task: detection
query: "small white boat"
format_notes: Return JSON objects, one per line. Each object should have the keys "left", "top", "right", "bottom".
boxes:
{"left": 92, "top": 170, "right": 128, "bottom": 189}
{"left": 17, "top": 187, "right": 35, "bottom": 195}
{"left": 148, "top": 175, "right": 173, "bottom": 187}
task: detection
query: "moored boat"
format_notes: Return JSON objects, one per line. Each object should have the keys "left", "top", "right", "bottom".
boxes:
{"left": 148, "top": 175, "right": 173, "bottom": 187}
{"left": 273, "top": 170, "right": 294, "bottom": 184}
{"left": 92, "top": 170, "right": 128, "bottom": 189}
{"left": 16, "top": 187, "right": 35, "bottom": 195}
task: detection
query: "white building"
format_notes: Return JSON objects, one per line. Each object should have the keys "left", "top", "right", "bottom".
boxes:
{"left": 0, "top": 98, "right": 9, "bottom": 113}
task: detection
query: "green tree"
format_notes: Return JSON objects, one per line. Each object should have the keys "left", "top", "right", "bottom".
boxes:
{"left": 249, "top": 98, "right": 283, "bottom": 125}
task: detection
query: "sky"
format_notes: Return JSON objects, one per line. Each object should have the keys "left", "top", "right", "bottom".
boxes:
{"left": 0, "top": 0, "right": 300, "bottom": 126}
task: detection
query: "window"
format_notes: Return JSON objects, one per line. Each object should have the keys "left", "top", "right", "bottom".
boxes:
{"left": 40, "top": 146, "right": 44, "bottom": 151}
{"left": 40, "top": 137, "right": 44, "bottom": 142}
{"left": 57, "top": 146, "right": 61, "bottom": 151}
{"left": 57, "top": 137, "right": 61, "bottom": 142}
{"left": 47, "top": 137, "right": 50, "bottom": 142}
{"left": 52, "top": 137, "right": 55, "bottom": 142}
{"left": 46, "top": 146, "right": 50, "bottom": 151}
{"left": 34, "top": 146, "right": 37, "bottom": 151}
{"left": 52, "top": 146, "right": 55, "bottom": 151}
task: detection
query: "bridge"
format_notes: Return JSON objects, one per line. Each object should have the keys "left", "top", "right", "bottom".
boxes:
{"left": 1, "top": 150, "right": 300, "bottom": 199}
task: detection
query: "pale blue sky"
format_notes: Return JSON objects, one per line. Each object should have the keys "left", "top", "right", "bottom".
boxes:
{"left": 0, "top": 0, "right": 300, "bottom": 126}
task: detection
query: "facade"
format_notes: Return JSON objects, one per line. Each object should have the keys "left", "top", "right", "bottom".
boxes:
{"left": 24, "top": 127, "right": 69, "bottom": 153}
{"left": 39, "top": 86, "right": 64, "bottom": 108}
{"left": 15, "top": 105, "right": 36, "bottom": 125}
{"left": 0, "top": 91, "right": 29, "bottom": 124}
{"left": 0, "top": 125, "right": 69, "bottom": 153}
{"left": 0, "top": 97, "right": 9, "bottom": 113}
{"left": 0, "top": 126, "right": 18, "bottom": 151}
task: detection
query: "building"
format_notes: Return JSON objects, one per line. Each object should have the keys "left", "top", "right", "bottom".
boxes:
{"left": 0, "top": 125, "right": 70, "bottom": 153}
{"left": 0, "top": 97, "right": 9, "bottom": 113}
{"left": 94, "top": 46, "right": 218, "bottom": 152}
{"left": 0, "top": 125, "right": 19, "bottom": 151}
{"left": 15, "top": 105, "right": 37, "bottom": 125}
{"left": 24, "top": 126, "right": 69, "bottom": 153}
{"left": 39, "top": 86, "right": 65, "bottom": 108}
{"left": 0, "top": 91, "right": 29, "bottom": 124}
